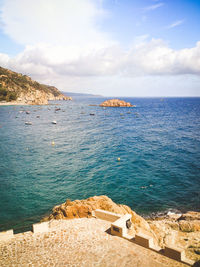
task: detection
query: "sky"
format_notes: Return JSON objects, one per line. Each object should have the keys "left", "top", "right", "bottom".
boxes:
{"left": 0, "top": 0, "right": 200, "bottom": 97}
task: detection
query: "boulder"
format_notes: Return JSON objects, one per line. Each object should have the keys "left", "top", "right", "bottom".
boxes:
{"left": 178, "top": 212, "right": 200, "bottom": 222}
{"left": 43, "top": 195, "right": 155, "bottom": 238}
{"left": 100, "top": 99, "right": 134, "bottom": 107}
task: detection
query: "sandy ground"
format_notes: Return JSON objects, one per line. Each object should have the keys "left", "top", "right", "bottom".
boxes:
{"left": 0, "top": 218, "right": 189, "bottom": 267}
{"left": 0, "top": 101, "right": 29, "bottom": 106}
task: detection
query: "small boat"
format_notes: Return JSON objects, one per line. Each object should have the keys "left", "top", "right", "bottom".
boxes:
{"left": 26, "top": 111, "right": 30, "bottom": 114}
{"left": 25, "top": 122, "right": 32, "bottom": 125}
{"left": 52, "top": 120, "right": 57, "bottom": 124}
{"left": 90, "top": 113, "right": 95, "bottom": 116}
{"left": 55, "top": 108, "right": 61, "bottom": 111}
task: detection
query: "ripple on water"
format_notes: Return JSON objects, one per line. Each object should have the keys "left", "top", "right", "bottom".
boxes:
{"left": 0, "top": 97, "right": 200, "bottom": 231}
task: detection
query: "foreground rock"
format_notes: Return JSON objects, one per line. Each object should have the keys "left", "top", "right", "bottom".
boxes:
{"left": 148, "top": 211, "right": 200, "bottom": 262}
{"left": 100, "top": 99, "right": 134, "bottom": 107}
{"left": 43, "top": 195, "right": 155, "bottom": 238}
{"left": 0, "top": 66, "right": 72, "bottom": 105}
{"left": 44, "top": 195, "right": 200, "bottom": 262}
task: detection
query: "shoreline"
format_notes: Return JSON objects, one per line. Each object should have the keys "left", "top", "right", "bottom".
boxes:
{"left": 1, "top": 200, "right": 199, "bottom": 233}
{"left": 0, "top": 195, "right": 199, "bottom": 264}
{"left": 0, "top": 101, "right": 30, "bottom": 106}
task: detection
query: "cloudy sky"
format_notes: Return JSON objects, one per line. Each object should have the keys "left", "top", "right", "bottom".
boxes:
{"left": 0, "top": 0, "right": 200, "bottom": 96}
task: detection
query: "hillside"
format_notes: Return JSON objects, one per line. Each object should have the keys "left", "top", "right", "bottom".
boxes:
{"left": 0, "top": 66, "right": 72, "bottom": 105}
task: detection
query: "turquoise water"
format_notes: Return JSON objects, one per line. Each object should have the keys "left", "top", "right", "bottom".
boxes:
{"left": 0, "top": 97, "right": 200, "bottom": 232}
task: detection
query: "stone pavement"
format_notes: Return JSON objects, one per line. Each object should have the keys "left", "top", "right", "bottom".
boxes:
{"left": 0, "top": 218, "right": 189, "bottom": 267}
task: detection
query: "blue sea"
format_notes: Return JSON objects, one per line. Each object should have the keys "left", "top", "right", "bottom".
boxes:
{"left": 0, "top": 97, "right": 200, "bottom": 232}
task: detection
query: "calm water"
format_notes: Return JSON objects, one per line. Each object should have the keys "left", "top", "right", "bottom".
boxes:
{"left": 0, "top": 97, "right": 200, "bottom": 232}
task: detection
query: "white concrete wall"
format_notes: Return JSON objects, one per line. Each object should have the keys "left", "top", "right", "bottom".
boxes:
{"left": 164, "top": 245, "right": 185, "bottom": 261}
{"left": 111, "top": 214, "right": 132, "bottom": 237}
{"left": 93, "top": 209, "right": 121, "bottom": 222}
{"left": 32, "top": 222, "right": 49, "bottom": 234}
{"left": 0, "top": 229, "right": 14, "bottom": 241}
{"left": 135, "top": 233, "right": 154, "bottom": 248}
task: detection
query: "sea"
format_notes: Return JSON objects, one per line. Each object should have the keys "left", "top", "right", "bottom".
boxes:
{"left": 0, "top": 97, "right": 200, "bottom": 232}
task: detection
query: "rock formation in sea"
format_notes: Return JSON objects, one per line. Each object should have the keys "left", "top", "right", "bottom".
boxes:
{"left": 43, "top": 195, "right": 200, "bottom": 262}
{"left": 100, "top": 99, "right": 134, "bottom": 107}
{"left": 0, "top": 66, "right": 72, "bottom": 105}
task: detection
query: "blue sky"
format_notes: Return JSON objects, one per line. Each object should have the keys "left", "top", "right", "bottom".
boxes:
{"left": 0, "top": 0, "right": 200, "bottom": 96}
{"left": 101, "top": 0, "right": 200, "bottom": 49}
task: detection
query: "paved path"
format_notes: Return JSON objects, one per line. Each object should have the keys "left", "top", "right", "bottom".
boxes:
{"left": 0, "top": 218, "right": 188, "bottom": 267}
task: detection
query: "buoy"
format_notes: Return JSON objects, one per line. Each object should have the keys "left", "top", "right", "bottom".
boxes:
{"left": 52, "top": 141, "right": 55, "bottom": 145}
{"left": 117, "top": 157, "right": 120, "bottom": 161}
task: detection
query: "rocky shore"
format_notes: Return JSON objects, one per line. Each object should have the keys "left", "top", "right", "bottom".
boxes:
{"left": 0, "top": 66, "right": 72, "bottom": 105}
{"left": 43, "top": 195, "right": 200, "bottom": 262}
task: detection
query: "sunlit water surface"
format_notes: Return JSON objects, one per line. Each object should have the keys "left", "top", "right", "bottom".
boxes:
{"left": 0, "top": 97, "right": 199, "bottom": 232}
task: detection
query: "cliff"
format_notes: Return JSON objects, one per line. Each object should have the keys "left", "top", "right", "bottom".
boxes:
{"left": 100, "top": 99, "right": 134, "bottom": 107}
{"left": 0, "top": 66, "right": 72, "bottom": 105}
{"left": 43, "top": 195, "right": 200, "bottom": 262}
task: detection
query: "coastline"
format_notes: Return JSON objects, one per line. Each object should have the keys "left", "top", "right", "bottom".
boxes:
{"left": 0, "top": 195, "right": 199, "bottom": 265}
{"left": 0, "top": 101, "right": 30, "bottom": 106}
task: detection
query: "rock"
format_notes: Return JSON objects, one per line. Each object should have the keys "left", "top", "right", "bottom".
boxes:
{"left": 43, "top": 195, "right": 200, "bottom": 261}
{"left": 178, "top": 212, "right": 200, "bottom": 222}
{"left": 0, "top": 66, "right": 72, "bottom": 105}
{"left": 100, "top": 99, "right": 134, "bottom": 107}
{"left": 179, "top": 221, "right": 200, "bottom": 232}
{"left": 43, "top": 195, "right": 155, "bottom": 239}
{"left": 177, "top": 212, "right": 200, "bottom": 232}
{"left": 148, "top": 212, "right": 200, "bottom": 262}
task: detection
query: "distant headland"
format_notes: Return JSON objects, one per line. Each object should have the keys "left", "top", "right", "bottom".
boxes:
{"left": 0, "top": 66, "right": 72, "bottom": 105}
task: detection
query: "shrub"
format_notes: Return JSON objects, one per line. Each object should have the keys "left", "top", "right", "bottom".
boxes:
{"left": 0, "top": 85, "right": 17, "bottom": 101}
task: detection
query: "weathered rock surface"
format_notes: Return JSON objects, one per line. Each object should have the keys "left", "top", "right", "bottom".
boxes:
{"left": 44, "top": 195, "right": 200, "bottom": 261}
{"left": 0, "top": 66, "right": 72, "bottom": 105}
{"left": 148, "top": 212, "right": 200, "bottom": 262}
{"left": 100, "top": 99, "right": 134, "bottom": 107}
{"left": 44, "top": 195, "right": 154, "bottom": 238}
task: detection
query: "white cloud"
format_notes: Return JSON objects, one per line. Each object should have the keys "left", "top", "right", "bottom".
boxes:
{"left": 143, "top": 2, "right": 164, "bottom": 12}
{"left": 167, "top": 19, "right": 185, "bottom": 29}
{"left": 0, "top": 0, "right": 199, "bottom": 96}
{"left": 1, "top": 39, "right": 200, "bottom": 80}
{"left": 0, "top": 0, "right": 112, "bottom": 48}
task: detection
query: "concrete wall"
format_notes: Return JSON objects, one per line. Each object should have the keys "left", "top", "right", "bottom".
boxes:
{"left": 135, "top": 233, "right": 154, "bottom": 249}
{"left": 0, "top": 210, "right": 193, "bottom": 265}
{"left": 111, "top": 214, "right": 132, "bottom": 237}
{"left": 32, "top": 221, "right": 49, "bottom": 234}
{"left": 164, "top": 245, "right": 185, "bottom": 261}
{"left": 93, "top": 209, "right": 121, "bottom": 222}
{"left": 0, "top": 229, "right": 14, "bottom": 241}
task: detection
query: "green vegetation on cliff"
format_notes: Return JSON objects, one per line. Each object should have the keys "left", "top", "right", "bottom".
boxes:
{"left": 0, "top": 84, "right": 17, "bottom": 101}
{"left": 0, "top": 66, "right": 71, "bottom": 104}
